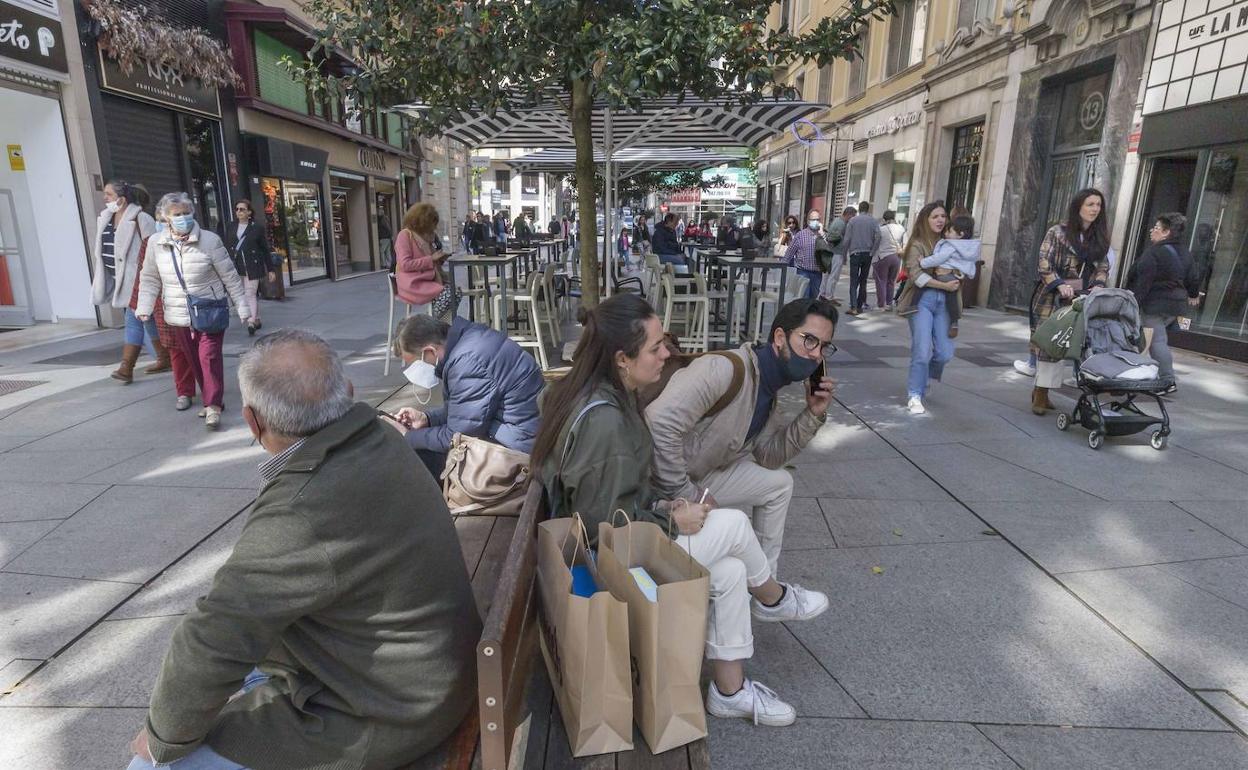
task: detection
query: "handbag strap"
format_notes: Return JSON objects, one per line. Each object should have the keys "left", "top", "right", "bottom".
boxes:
{"left": 168, "top": 242, "right": 191, "bottom": 297}
{"left": 549, "top": 399, "right": 610, "bottom": 517}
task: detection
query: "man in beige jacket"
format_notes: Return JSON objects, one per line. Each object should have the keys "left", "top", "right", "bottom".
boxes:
{"left": 646, "top": 298, "right": 837, "bottom": 578}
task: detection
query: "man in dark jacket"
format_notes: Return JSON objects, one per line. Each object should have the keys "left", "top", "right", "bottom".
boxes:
{"left": 388, "top": 314, "right": 545, "bottom": 475}
{"left": 128, "top": 330, "right": 480, "bottom": 770}
{"left": 1128, "top": 211, "right": 1201, "bottom": 389}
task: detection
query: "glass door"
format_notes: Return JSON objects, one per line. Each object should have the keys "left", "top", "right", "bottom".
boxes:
{"left": 283, "top": 181, "right": 327, "bottom": 282}
{"left": 0, "top": 190, "right": 33, "bottom": 327}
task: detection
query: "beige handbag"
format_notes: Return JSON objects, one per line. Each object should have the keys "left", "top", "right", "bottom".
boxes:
{"left": 440, "top": 433, "right": 531, "bottom": 516}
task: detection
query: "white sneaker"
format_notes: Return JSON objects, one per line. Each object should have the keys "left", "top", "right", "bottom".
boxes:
{"left": 706, "top": 679, "right": 796, "bottom": 727}
{"left": 908, "top": 396, "right": 926, "bottom": 414}
{"left": 175, "top": 395, "right": 192, "bottom": 411}
{"left": 751, "top": 583, "right": 829, "bottom": 622}
{"left": 1013, "top": 360, "right": 1037, "bottom": 377}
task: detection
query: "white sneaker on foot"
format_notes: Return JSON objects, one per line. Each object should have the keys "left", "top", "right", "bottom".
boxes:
{"left": 205, "top": 408, "right": 221, "bottom": 430}
{"left": 907, "top": 396, "right": 926, "bottom": 414}
{"left": 175, "top": 395, "right": 192, "bottom": 411}
{"left": 751, "top": 583, "right": 829, "bottom": 622}
{"left": 706, "top": 679, "right": 796, "bottom": 727}
{"left": 1013, "top": 360, "right": 1037, "bottom": 377}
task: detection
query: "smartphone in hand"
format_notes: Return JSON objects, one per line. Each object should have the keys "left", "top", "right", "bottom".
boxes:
{"left": 809, "top": 360, "right": 826, "bottom": 393}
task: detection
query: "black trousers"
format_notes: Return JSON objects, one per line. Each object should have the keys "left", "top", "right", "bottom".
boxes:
{"left": 848, "top": 252, "right": 873, "bottom": 310}
{"left": 416, "top": 448, "right": 447, "bottom": 479}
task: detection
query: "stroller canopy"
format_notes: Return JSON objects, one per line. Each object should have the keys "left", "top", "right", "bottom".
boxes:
{"left": 1080, "top": 289, "right": 1142, "bottom": 357}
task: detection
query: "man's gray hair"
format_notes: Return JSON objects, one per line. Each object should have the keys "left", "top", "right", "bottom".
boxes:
{"left": 393, "top": 315, "right": 450, "bottom": 357}
{"left": 239, "top": 330, "right": 353, "bottom": 437}
{"left": 156, "top": 191, "right": 194, "bottom": 217}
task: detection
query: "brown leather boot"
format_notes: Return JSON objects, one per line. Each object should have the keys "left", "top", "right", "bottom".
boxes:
{"left": 111, "top": 344, "right": 141, "bottom": 384}
{"left": 1031, "top": 386, "right": 1052, "bottom": 415}
{"left": 144, "top": 339, "right": 172, "bottom": 374}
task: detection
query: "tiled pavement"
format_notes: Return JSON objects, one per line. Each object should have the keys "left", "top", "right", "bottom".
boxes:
{"left": 1, "top": 273, "right": 1246, "bottom": 768}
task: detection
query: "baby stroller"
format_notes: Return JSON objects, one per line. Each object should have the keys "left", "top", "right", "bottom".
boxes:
{"left": 1054, "top": 289, "right": 1172, "bottom": 450}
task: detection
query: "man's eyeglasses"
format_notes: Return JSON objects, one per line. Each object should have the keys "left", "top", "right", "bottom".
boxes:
{"left": 795, "top": 331, "right": 836, "bottom": 355}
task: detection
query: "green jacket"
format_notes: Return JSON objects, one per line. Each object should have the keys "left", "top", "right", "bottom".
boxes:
{"left": 538, "top": 384, "right": 673, "bottom": 544}
{"left": 145, "top": 403, "right": 481, "bottom": 769}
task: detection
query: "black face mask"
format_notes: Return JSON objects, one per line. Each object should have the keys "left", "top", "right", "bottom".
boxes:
{"left": 781, "top": 337, "right": 821, "bottom": 382}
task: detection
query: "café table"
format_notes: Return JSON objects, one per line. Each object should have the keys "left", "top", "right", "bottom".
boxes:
{"left": 447, "top": 253, "right": 520, "bottom": 325}
{"left": 710, "top": 255, "right": 790, "bottom": 349}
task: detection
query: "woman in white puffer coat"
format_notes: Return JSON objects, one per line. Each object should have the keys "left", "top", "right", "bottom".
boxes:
{"left": 137, "top": 192, "right": 250, "bottom": 429}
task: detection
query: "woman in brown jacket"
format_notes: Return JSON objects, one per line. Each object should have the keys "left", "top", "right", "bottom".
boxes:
{"left": 1028, "top": 189, "right": 1111, "bottom": 414}
{"left": 894, "top": 201, "right": 962, "bottom": 414}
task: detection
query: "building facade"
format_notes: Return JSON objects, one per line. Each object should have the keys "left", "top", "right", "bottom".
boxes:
{"left": 476, "top": 148, "right": 563, "bottom": 236}
{"left": 1125, "top": 0, "right": 1248, "bottom": 361}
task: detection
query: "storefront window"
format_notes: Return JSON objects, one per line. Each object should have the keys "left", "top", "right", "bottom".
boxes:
{"left": 890, "top": 149, "right": 916, "bottom": 224}
{"left": 262, "top": 177, "right": 326, "bottom": 283}
{"left": 846, "top": 162, "right": 866, "bottom": 208}
{"left": 1187, "top": 144, "right": 1248, "bottom": 343}
{"left": 946, "top": 121, "right": 984, "bottom": 214}
{"left": 806, "top": 169, "right": 828, "bottom": 216}
{"left": 183, "top": 115, "right": 224, "bottom": 233}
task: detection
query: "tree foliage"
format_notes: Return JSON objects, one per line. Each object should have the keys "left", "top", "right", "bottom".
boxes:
{"left": 296, "top": 0, "right": 891, "bottom": 305}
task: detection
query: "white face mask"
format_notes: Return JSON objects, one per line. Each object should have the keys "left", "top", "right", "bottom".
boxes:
{"left": 808, "top": 220, "right": 821, "bottom": 230}
{"left": 402, "top": 353, "right": 440, "bottom": 405}
{"left": 105, "top": 201, "right": 120, "bottom": 214}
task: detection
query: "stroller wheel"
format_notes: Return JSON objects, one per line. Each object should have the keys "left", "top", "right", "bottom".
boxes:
{"left": 1088, "top": 431, "right": 1104, "bottom": 450}
{"left": 1150, "top": 431, "right": 1167, "bottom": 451}
{"left": 1056, "top": 412, "right": 1070, "bottom": 431}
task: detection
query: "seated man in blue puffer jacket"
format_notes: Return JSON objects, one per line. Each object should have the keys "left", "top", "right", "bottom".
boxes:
{"left": 386, "top": 315, "right": 545, "bottom": 476}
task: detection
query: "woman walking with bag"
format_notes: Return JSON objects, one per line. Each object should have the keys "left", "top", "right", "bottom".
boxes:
{"left": 1127, "top": 212, "right": 1200, "bottom": 394}
{"left": 137, "top": 193, "right": 250, "bottom": 429}
{"left": 1027, "top": 189, "right": 1111, "bottom": 414}
{"left": 90, "top": 180, "right": 171, "bottom": 383}
{"left": 396, "top": 203, "right": 455, "bottom": 321}
{"left": 228, "top": 200, "right": 275, "bottom": 336}
{"left": 894, "top": 201, "right": 960, "bottom": 415}
{"left": 532, "top": 294, "right": 829, "bottom": 729}
{"left": 873, "top": 210, "right": 906, "bottom": 311}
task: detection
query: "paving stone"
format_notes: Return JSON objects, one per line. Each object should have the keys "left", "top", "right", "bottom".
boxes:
{"left": 1178, "top": 435, "right": 1248, "bottom": 474}
{"left": 967, "top": 501, "right": 1246, "bottom": 573}
{"left": 1061, "top": 565, "right": 1248, "bottom": 693}
{"left": 3, "top": 616, "right": 180, "bottom": 707}
{"left": 3, "top": 486, "right": 254, "bottom": 584}
{"left": 1157, "top": 555, "right": 1248, "bottom": 611}
{"left": 781, "top": 540, "right": 1226, "bottom": 729}
{"left": 740, "top": 624, "right": 865, "bottom": 718}
{"left": 793, "top": 458, "right": 953, "bottom": 501}
{"left": 0, "top": 519, "right": 61, "bottom": 568}
{"left": 1173, "top": 501, "right": 1248, "bottom": 547}
{"left": 0, "top": 706, "right": 145, "bottom": 770}
{"left": 780, "top": 497, "right": 836, "bottom": 552}
{"left": 1198, "top": 690, "right": 1248, "bottom": 734}
{"left": 820, "top": 499, "right": 992, "bottom": 548}
{"left": 967, "top": 436, "right": 1248, "bottom": 501}
{"left": 110, "top": 514, "right": 247, "bottom": 620}
{"left": 0, "top": 573, "right": 135, "bottom": 661}
{"left": 835, "top": 385, "right": 1035, "bottom": 447}
{"left": 0, "top": 658, "right": 41, "bottom": 693}
{"left": 900, "top": 443, "right": 1100, "bottom": 502}
{"left": 0, "top": 448, "right": 149, "bottom": 483}
{"left": 708, "top": 717, "right": 1015, "bottom": 769}
{"left": 789, "top": 415, "right": 902, "bottom": 463}
{"left": 77, "top": 441, "right": 267, "bottom": 488}
{"left": 978, "top": 725, "right": 1248, "bottom": 769}
{"left": 0, "top": 434, "right": 38, "bottom": 452}
{"left": 0, "top": 482, "right": 108, "bottom": 524}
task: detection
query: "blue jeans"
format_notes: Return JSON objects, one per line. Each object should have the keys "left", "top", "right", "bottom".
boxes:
{"left": 797, "top": 269, "right": 822, "bottom": 299}
{"left": 124, "top": 307, "right": 159, "bottom": 357}
{"left": 906, "top": 288, "right": 956, "bottom": 398}
{"left": 125, "top": 671, "right": 269, "bottom": 770}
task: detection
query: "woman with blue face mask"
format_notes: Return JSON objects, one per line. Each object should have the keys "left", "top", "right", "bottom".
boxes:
{"left": 136, "top": 193, "right": 252, "bottom": 429}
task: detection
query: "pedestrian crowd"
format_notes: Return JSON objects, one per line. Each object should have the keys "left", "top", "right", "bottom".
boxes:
{"left": 94, "top": 181, "right": 1198, "bottom": 769}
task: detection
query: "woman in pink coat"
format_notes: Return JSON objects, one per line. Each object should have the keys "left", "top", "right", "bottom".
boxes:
{"left": 395, "top": 203, "right": 455, "bottom": 321}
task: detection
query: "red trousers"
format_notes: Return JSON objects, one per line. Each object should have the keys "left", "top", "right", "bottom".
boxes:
{"left": 170, "top": 326, "right": 225, "bottom": 408}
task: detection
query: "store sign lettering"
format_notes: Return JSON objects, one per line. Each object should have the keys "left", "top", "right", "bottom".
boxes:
{"left": 358, "top": 147, "right": 387, "bottom": 173}
{"left": 865, "top": 110, "right": 922, "bottom": 138}
{"left": 1177, "top": 0, "right": 1248, "bottom": 52}
{"left": 98, "top": 47, "right": 221, "bottom": 118}
{"left": 0, "top": 0, "right": 67, "bottom": 73}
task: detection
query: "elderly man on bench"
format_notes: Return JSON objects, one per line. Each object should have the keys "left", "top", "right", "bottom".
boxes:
{"left": 126, "top": 329, "right": 481, "bottom": 770}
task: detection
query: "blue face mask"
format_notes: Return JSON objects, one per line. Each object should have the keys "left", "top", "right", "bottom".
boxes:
{"left": 170, "top": 214, "right": 195, "bottom": 234}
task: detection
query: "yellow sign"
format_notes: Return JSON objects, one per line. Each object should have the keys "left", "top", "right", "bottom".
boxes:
{"left": 7, "top": 145, "right": 24, "bottom": 172}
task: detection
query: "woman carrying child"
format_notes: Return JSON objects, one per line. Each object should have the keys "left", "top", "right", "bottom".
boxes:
{"left": 894, "top": 201, "right": 962, "bottom": 415}
{"left": 533, "top": 294, "right": 829, "bottom": 728}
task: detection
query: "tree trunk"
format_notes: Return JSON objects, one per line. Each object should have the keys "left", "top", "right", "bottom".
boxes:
{"left": 571, "top": 77, "right": 600, "bottom": 308}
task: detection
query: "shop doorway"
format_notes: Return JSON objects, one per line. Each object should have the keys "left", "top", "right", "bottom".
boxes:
{"left": 0, "top": 190, "right": 33, "bottom": 327}
{"left": 1037, "top": 70, "right": 1111, "bottom": 232}
{"left": 1132, "top": 156, "right": 1199, "bottom": 259}
{"left": 262, "top": 177, "right": 327, "bottom": 284}
{"left": 329, "top": 172, "right": 372, "bottom": 277}
{"left": 805, "top": 169, "right": 828, "bottom": 218}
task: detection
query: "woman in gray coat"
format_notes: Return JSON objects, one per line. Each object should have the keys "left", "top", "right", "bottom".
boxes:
{"left": 137, "top": 193, "right": 250, "bottom": 429}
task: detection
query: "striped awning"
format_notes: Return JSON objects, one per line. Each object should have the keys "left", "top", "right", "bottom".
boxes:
{"left": 505, "top": 147, "right": 743, "bottom": 178}
{"left": 392, "top": 94, "right": 825, "bottom": 149}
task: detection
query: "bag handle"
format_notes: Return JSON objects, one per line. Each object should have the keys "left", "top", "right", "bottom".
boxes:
{"left": 608, "top": 508, "right": 636, "bottom": 568}
{"left": 549, "top": 399, "right": 610, "bottom": 517}
{"left": 559, "top": 512, "right": 592, "bottom": 566}
{"left": 666, "top": 498, "right": 700, "bottom": 568}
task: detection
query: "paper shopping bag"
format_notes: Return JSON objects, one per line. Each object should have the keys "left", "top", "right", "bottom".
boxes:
{"left": 536, "top": 517, "right": 633, "bottom": 756}
{"left": 597, "top": 518, "right": 710, "bottom": 753}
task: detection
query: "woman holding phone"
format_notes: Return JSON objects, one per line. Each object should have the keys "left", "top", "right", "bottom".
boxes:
{"left": 396, "top": 203, "right": 455, "bottom": 321}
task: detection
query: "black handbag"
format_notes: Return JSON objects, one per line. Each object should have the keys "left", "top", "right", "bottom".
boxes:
{"left": 169, "top": 243, "right": 230, "bottom": 333}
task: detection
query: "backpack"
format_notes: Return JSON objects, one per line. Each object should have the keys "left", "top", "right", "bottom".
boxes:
{"left": 637, "top": 334, "right": 746, "bottom": 417}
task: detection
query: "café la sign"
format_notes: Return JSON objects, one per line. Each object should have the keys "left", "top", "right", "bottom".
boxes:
{"left": 1176, "top": 0, "right": 1248, "bottom": 53}
{"left": 865, "top": 110, "right": 922, "bottom": 139}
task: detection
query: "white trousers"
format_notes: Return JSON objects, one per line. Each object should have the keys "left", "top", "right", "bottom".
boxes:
{"left": 1035, "top": 359, "right": 1068, "bottom": 388}
{"left": 676, "top": 508, "right": 770, "bottom": 661}
{"left": 697, "top": 457, "right": 793, "bottom": 579}
{"left": 243, "top": 277, "right": 261, "bottom": 322}
{"left": 820, "top": 254, "right": 845, "bottom": 298}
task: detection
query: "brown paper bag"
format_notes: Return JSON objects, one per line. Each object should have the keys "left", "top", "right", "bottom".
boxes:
{"left": 536, "top": 516, "right": 634, "bottom": 756}
{"left": 597, "top": 517, "right": 710, "bottom": 753}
